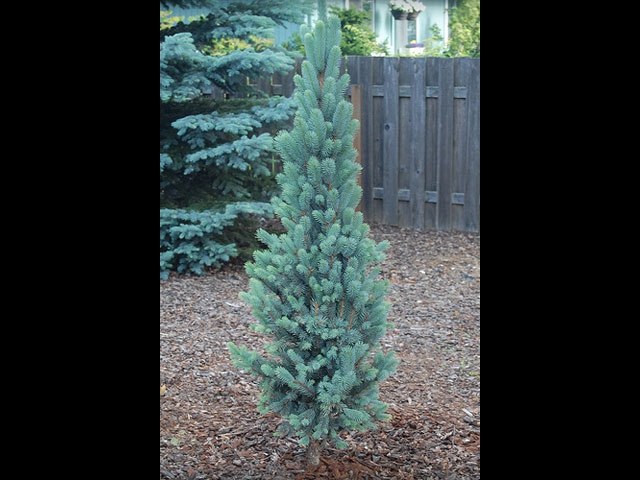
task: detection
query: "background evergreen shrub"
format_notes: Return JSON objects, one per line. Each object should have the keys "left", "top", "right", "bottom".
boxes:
{"left": 160, "top": 0, "right": 314, "bottom": 278}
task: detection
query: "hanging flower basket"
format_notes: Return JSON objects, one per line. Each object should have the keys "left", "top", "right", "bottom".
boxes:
{"left": 389, "top": 1, "right": 424, "bottom": 20}
{"left": 391, "top": 9, "right": 408, "bottom": 20}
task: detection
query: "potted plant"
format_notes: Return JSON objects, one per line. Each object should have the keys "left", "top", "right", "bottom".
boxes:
{"left": 389, "top": 0, "right": 410, "bottom": 20}
{"left": 389, "top": 0, "right": 425, "bottom": 21}
{"left": 406, "top": 1, "right": 425, "bottom": 21}
{"left": 406, "top": 39, "right": 425, "bottom": 55}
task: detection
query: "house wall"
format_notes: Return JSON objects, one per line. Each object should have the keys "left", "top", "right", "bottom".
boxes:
{"left": 372, "top": 0, "right": 453, "bottom": 54}
{"left": 162, "top": 0, "right": 459, "bottom": 55}
{"left": 294, "top": 0, "right": 458, "bottom": 55}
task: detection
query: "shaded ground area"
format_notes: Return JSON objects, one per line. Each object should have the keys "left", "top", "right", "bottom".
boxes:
{"left": 160, "top": 224, "right": 480, "bottom": 479}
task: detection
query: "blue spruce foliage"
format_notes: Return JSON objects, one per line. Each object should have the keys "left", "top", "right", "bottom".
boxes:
{"left": 160, "top": 0, "right": 314, "bottom": 278}
{"left": 228, "top": 11, "right": 398, "bottom": 463}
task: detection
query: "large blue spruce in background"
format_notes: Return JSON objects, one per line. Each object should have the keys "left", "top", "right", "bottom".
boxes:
{"left": 160, "top": 0, "right": 313, "bottom": 278}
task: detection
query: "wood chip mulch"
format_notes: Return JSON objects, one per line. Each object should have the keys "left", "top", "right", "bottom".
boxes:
{"left": 160, "top": 223, "right": 480, "bottom": 479}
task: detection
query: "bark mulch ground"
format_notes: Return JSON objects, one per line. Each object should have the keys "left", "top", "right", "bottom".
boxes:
{"left": 160, "top": 223, "right": 480, "bottom": 479}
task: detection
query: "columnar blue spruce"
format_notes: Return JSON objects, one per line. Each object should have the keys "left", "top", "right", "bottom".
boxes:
{"left": 227, "top": 10, "right": 398, "bottom": 467}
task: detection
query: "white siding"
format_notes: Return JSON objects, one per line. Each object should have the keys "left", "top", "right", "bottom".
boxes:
{"left": 163, "top": 1, "right": 458, "bottom": 53}
{"left": 372, "top": 0, "right": 450, "bottom": 54}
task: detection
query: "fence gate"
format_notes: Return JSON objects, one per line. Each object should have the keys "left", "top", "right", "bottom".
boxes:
{"left": 346, "top": 56, "right": 480, "bottom": 232}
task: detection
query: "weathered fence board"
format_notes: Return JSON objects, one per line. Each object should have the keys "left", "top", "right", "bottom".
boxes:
{"left": 210, "top": 55, "right": 480, "bottom": 232}
{"left": 409, "top": 58, "right": 427, "bottom": 230}
{"left": 398, "top": 58, "right": 412, "bottom": 228}
{"left": 463, "top": 59, "right": 480, "bottom": 233}
{"left": 371, "top": 59, "right": 385, "bottom": 224}
{"left": 382, "top": 58, "right": 399, "bottom": 226}
{"left": 436, "top": 58, "right": 454, "bottom": 231}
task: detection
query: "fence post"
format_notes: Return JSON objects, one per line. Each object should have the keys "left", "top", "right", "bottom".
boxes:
{"left": 351, "top": 84, "right": 363, "bottom": 212}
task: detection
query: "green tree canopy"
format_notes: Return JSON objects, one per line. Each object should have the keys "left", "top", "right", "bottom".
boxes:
{"left": 446, "top": 0, "right": 480, "bottom": 57}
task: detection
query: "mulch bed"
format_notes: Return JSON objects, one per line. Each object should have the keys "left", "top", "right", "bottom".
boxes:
{"left": 160, "top": 223, "right": 480, "bottom": 479}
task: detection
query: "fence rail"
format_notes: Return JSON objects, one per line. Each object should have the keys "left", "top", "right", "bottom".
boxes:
{"left": 211, "top": 56, "right": 480, "bottom": 232}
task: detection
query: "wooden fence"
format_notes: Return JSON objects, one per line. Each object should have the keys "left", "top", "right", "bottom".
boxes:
{"left": 346, "top": 56, "right": 480, "bottom": 232}
{"left": 215, "top": 56, "right": 480, "bottom": 232}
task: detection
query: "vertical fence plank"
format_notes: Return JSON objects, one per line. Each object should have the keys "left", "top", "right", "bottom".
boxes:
{"left": 436, "top": 58, "right": 454, "bottom": 230}
{"left": 346, "top": 55, "right": 359, "bottom": 85}
{"left": 410, "top": 57, "right": 427, "bottom": 230}
{"left": 347, "top": 58, "right": 363, "bottom": 212}
{"left": 382, "top": 57, "right": 399, "bottom": 226}
{"left": 397, "top": 58, "right": 413, "bottom": 228}
{"left": 424, "top": 57, "right": 439, "bottom": 230}
{"left": 284, "top": 58, "right": 302, "bottom": 97}
{"left": 464, "top": 58, "right": 480, "bottom": 232}
{"left": 211, "top": 86, "right": 226, "bottom": 100}
{"left": 351, "top": 84, "right": 363, "bottom": 210}
{"left": 356, "top": 56, "right": 374, "bottom": 222}
{"left": 371, "top": 58, "right": 385, "bottom": 224}
{"left": 339, "top": 55, "right": 347, "bottom": 78}
{"left": 271, "top": 69, "right": 284, "bottom": 96}
{"left": 252, "top": 77, "right": 272, "bottom": 96}
{"left": 451, "top": 58, "right": 470, "bottom": 231}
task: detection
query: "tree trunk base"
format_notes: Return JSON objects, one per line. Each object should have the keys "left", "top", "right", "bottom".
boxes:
{"left": 306, "top": 439, "right": 324, "bottom": 466}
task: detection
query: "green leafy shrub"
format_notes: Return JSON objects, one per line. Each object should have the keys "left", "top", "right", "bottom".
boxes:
{"left": 445, "top": 0, "right": 480, "bottom": 58}
{"left": 286, "top": 5, "right": 389, "bottom": 56}
{"left": 329, "top": 5, "right": 389, "bottom": 56}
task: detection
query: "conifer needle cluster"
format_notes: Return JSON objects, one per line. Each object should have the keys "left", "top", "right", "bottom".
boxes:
{"left": 228, "top": 10, "right": 398, "bottom": 466}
